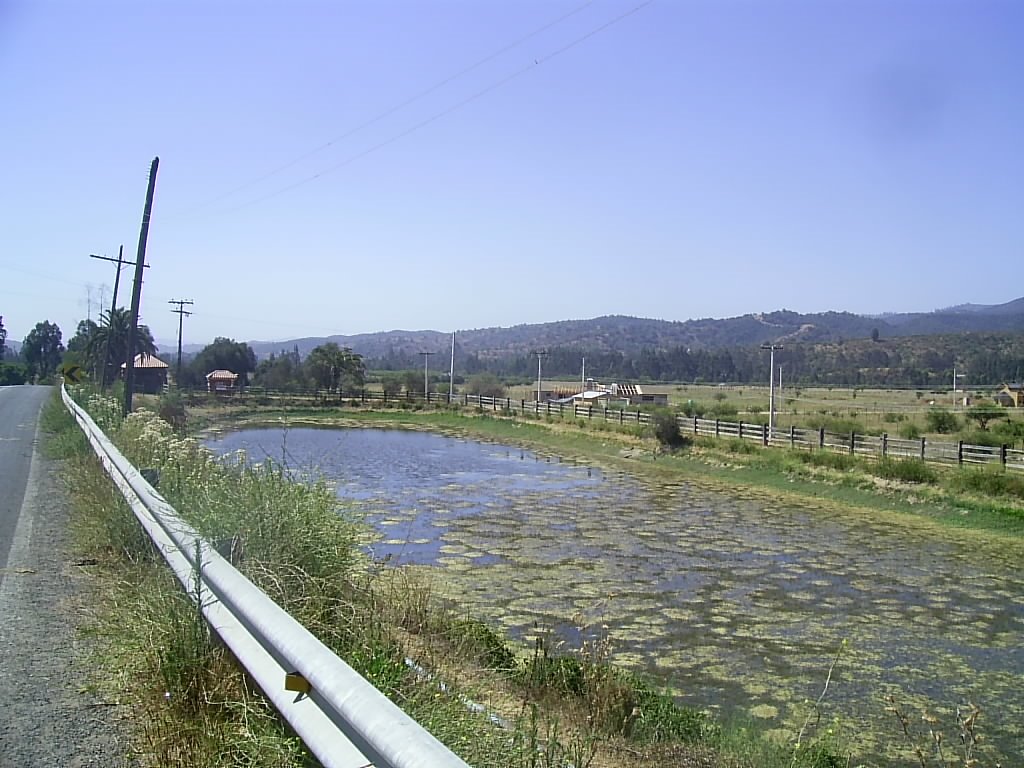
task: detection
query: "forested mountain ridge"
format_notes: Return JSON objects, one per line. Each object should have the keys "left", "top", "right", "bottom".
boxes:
{"left": 247, "top": 297, "right": 1024, "bottom": 364}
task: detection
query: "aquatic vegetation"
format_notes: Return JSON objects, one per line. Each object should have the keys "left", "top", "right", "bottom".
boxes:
{"left": 206, "top": 425, "right": 1024, "bottom": 764}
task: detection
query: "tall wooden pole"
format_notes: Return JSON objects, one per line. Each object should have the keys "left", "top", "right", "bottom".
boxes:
{"left": 123, "top": 157, "right": 159, "bottom": 417}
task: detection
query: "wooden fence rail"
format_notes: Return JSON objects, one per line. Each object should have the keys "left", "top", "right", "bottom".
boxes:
{"left": 186, "top": 386, "right": 1024, "bottom": 473}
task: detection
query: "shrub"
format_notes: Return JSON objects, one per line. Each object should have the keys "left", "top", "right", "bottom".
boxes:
{"left": 797, "top": 451, "right": 857, "bottom": 471}
{"left": 805, "top": 415, "right": 866, "bottom": 436}
{"left": 874, "top": 458, "right": 937, "bottom": 484}
{"left": 680, "top": 400, "right": 705, "bottom": 418}
{"left": 0, "top": 362, "right": 28, "bottom": 386}
{"left": 948, "top": 468, "right": 1024, "bottom": 500}
{"left": 650, "top": 409, "right": 688, "bottom": 450}
{"left": 897, "top": 422, "right": 921, "bottom": 440}
{"left": 959, "top": 430, "right": 1006, "bottom": 448}
{"left": 707, "top": 402, "right": 738, "bottom": 420}
{"left": 158, "top": 391, "right": 188, "bottom": 434}
{"left": 925, "top": 407, "right": 959, "bottom": 434}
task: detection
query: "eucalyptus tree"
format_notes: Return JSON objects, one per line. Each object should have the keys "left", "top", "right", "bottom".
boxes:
{"left": 306, "top": 343, "right": 365, "bottom": 393}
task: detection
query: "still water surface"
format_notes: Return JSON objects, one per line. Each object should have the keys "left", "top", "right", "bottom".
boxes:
{"left": 205, "top": 426, "right": 1024, "bottom": 762}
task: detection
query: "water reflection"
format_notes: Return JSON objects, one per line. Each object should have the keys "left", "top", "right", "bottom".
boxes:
{"left": 206, "top": 426, "right": 1024, "bottom": 762}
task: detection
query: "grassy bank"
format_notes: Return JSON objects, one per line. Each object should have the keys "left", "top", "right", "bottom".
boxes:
{"left": 48, "top": 388, "right": 860, "bottom": 768}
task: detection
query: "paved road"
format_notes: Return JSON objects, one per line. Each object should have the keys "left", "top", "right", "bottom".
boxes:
{"left": 0, "top": 385, "right": 50, "bottom": 574}
{"left": 0, "top": 385, "right": 129, "bottom": 767}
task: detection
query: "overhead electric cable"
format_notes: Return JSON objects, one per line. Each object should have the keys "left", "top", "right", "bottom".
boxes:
{"left": 189, "top": 0, "right": 598, "bottom": 212}
{"left": 218, "top": 0, "right": 654, "bottom": 215}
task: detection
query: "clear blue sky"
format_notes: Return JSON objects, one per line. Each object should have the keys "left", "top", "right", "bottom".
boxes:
{"left": 2, "top": 0, "right": 1022, "bottom": 349}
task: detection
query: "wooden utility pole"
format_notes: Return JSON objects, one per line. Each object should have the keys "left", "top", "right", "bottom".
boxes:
{"left": 123, "top": 157, "right": 159, "bottom": 417}
{"left": 168, "top": 299, "right": 194, "bottom": 386}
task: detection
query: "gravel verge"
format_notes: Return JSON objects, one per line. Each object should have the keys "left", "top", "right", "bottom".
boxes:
{"left": 0, "top": 415, "right": 133, "bottom": 768}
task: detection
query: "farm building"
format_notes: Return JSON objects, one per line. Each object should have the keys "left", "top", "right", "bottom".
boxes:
{"left": 614, "top": 383, "right": 669, "bottom": 407}
{"left": 994, "top": 383, "right": 1024, "bottom": 407}
{"left": 121, "top": 354, "right": 169, "bottom": 394}
{"left": 206, "top": 369, "right": 239, "bottom": 393}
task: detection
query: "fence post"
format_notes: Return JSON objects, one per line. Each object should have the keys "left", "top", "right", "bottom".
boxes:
{"left": 636, "top": 410, "right": 641, "bottom": 423}
{"left": 739, "top": 421, "right": 744, "bottom": 440}
{"left": 882, "top": 433, "right": 888, "bottom": 457}
{"left": 1001, "top": 444, "right": 1008, "bottom": 467}
{"left": 715, "top": 419, "right": 720, "bottom": 438}
{"left": 920, "top": 436, "right": 926, "bottom": 460}
{"left": 694, "top": 416, "right": 699, "bottom": 434}
{"left": 819, "top": 427, "right": 825, "bottom": 450}
{"left": 762, "top": 423, "right": 768, "bottom": 446}
{"left": 588, "top": 405, "right": 593, "bottom": 419}
{"left": 957, "top": 440, "right": 964, "bottom": 465}
{"left": 619, "top": 409, "right": 624, "bottom": 425}
{"left": 790, "top": 425, "right": 796, "bottom": 449}
{"left": 849, "top": 432, "right": 856, "bottom": 455}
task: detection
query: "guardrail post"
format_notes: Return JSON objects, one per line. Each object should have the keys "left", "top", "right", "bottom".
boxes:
{"left": 693, "top": 415, "right": 698, "bottom": 434}
{"left": 506, "top": 397, "right": 511, "bottom": 411}
{"left": 1000, "top": 444, "right": 1008, "bottom": 467}
{"left": 739, "top": 421, "right": 744, "bottom": 440}
{"left": 790, "top": 425, "right": 796, "bottom": 448}
{"left": 588, "top": 405, "right": 593, "bottom": 419}
{"left": 882, "top": 433, "right": 888, "bottom": 457}
{"left": 849, "top": 432, "right": 856, "bottom": 455}
{"left": 619, "top": 409, "right": 624, "bottom": 424}
{"left": 715, "top": 419, "right": 720, "bottom": 438}
{"left": 762, "top": 423, "right": 768, "bottom": 446}
{"left": 635, "top": 409, "right": 641, "bottom": 423}
{"left": 957, "top": 440, "right": 964, "bottom": 465}
{"left": 920, "top": 436, "right": 926, "bottom": 460}
{"left": 819, "top": 427, "right": 825, "bottom": 449}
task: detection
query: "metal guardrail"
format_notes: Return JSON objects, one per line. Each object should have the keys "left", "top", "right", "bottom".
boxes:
{"left": 62, "top": 386, "right": 470, "bottom": 768}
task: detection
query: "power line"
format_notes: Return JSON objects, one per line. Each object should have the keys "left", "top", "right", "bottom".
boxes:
{"left": 214, "top": 0, "right": 655, "bottom": 216}
{"left": 188, "top": 1, "right": 599, "bottom": 213}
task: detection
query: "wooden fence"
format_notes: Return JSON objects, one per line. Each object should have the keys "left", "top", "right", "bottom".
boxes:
{"left": 191, "top": 387, "right": 1024, "bottom": 473}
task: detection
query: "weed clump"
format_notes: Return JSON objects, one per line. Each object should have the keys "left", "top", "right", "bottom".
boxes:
{"left": 874, "top": 457, "right": 937, "bottom": 484}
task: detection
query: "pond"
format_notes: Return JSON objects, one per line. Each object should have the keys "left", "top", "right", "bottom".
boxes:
{"left": 205, "top": 425, "right": 1024, "bottom": 763}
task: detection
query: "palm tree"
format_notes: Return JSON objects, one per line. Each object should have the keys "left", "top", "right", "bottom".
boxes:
{"left": 86, "top": 308, "right": 157, "bottom": 387}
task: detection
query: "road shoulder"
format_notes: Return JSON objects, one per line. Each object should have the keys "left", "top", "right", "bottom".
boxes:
{"left": 0, "top": 417, "right": 132, "bottom": 768}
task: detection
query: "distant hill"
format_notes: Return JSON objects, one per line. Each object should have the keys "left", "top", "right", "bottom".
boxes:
{"left": 244, "top": 296, "right": 1024, "bottom": 363}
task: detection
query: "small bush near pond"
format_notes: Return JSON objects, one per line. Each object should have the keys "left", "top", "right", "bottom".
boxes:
{"left": 874, "top": 457, "right": 937, "bottom": 484}
{"left": 949, "top": 468, "right": 1024, "bottom": 500}
{"left": 797, "top": 451, "right": 857, "bottom": 471}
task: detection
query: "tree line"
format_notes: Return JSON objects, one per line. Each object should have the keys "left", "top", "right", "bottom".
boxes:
{"left": 4, "top": 309, "right": 1022, "bottom": 392}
